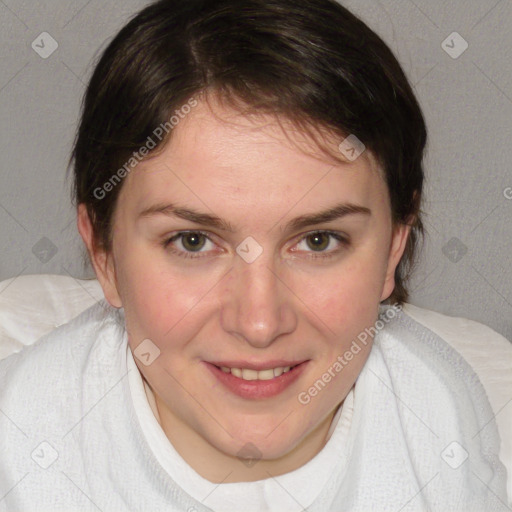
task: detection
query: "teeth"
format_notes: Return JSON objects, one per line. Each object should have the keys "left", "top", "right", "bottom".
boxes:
{"left": 242, "top": 369, "right": 259, "bottom": 380}
{"left": 256, "top": 369, "right": 274, "bottom": 381}
{"left": 219, "top": 365, "right": 295, "bottom": 381}
{"left": 231, "top": 368, "right": 242, "bottom": 378}
{"left": 273, "top": 367, "right": 284, "bottom": 377}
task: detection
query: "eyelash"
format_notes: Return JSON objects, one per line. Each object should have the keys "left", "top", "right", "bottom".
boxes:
{"left": 161, "top": 230, "right": 349, "bottom": 260}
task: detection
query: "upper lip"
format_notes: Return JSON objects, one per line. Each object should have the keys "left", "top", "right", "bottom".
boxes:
{"left": 208, "top": 360, "right": 308, "bottom": 370}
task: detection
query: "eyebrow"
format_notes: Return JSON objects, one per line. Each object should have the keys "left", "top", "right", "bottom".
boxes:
{"left": 137, "top": 201, "right": 371, "bottom": 233}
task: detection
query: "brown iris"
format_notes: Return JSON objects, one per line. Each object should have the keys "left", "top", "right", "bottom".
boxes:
{"left": 305, "top": 232, "right": 330, "bottom": 252}
{"left": 181, "top": 233, "right": 206, "bottom": 252}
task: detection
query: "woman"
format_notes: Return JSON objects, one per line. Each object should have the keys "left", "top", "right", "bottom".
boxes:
{"left": 0, "top": 0, "right": 507, "bottom": 510}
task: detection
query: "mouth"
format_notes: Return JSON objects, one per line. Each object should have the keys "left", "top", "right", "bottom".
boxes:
{"left": 204, "top": 360, "right": 310, "bottom": 400}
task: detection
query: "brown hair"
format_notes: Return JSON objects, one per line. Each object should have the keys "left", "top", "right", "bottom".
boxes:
{"left": 69, "top": 0, "right": 427, "bottom": 304}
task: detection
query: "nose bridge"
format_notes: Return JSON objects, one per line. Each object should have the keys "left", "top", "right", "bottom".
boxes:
{"left": 222, "top": 249, "right": 296, "bottom": 348}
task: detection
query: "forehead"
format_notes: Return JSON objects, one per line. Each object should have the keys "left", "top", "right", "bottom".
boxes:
{"left": 118, "top": 96, "right": 389, "bottom": 220}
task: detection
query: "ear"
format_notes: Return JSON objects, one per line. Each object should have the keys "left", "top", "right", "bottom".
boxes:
{"left": 380, "top": 220, "right": 412, "bottom": 302}
{"left": 77, "top": 203, "right": 123, "bottom": 308}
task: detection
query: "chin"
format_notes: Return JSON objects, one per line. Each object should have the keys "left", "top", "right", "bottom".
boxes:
{"left": 209, "top": 423, "right": 303, "bottom": 462}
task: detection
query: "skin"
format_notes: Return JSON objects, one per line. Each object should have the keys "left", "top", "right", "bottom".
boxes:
{"left": 78, "top": 94, "right": 411, "bottom": 483}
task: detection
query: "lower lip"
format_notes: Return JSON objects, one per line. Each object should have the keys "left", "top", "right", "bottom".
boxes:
{"left": 204, "top": 361, "right": 309, "bottom": 400}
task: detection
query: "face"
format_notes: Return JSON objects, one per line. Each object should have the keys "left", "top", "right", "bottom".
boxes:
{"left": 78, "top": 95, "right": 410, "bottom": 482}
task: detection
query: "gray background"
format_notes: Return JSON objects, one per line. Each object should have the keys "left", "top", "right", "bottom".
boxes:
{"left": 0, "top": 0, "right": 511, "bottom": 340}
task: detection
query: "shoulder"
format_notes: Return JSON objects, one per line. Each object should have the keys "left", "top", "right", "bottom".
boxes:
{"left": 399, "top": 304, "right": 511, "bottom": 449}
{"left": 378, "top": 302, "right": 511, "bottom": 395}
{"left": 379, "top": 302, "right": 511, "bottom": 500}
{"left": 0, "top": 300, "right": 130, "bottom": 510}
{"left": 0, "top": 300, "right": 124, "bottom": 408}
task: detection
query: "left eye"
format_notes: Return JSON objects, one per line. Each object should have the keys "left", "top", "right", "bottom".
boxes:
{"left": 162, "top": 230, "right": 348, "bottom": 260}
{"left": 294, "top": 231, "right": 345, "bottom": 254}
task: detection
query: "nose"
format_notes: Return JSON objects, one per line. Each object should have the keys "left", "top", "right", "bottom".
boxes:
{"left": 220, "top": 252, "right": 297, "bottom": 349}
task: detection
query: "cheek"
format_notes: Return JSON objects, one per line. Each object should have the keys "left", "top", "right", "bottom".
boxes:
{"left": 124, "top": 273, "right": 202, "bottom": 341}
{"left": 295, "top": 247, "right": 387, "bottom": 334}
{"left": 115, "top": 246, "right": 192, "bottom": 340}
{"left": 117, "top": 245, "right": 227, "bottom": 354}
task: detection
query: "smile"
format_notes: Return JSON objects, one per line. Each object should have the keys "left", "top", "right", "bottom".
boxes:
{"left": 204, "top": 361, "right": 309, "bottom": 399}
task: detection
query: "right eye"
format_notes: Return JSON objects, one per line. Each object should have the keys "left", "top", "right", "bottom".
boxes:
{"left": 162, "top": 231, "right": 216, "bottom": 259}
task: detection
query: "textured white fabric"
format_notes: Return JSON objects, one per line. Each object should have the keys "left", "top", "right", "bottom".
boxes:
{"left": 402, "top": 302, "right": 512, "bottom": 500}
{"left": 0, "top": 299, "right": 507, "bottom": 511}
{"left": 0, "top": 274, "right": 102, "bottom": 361}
